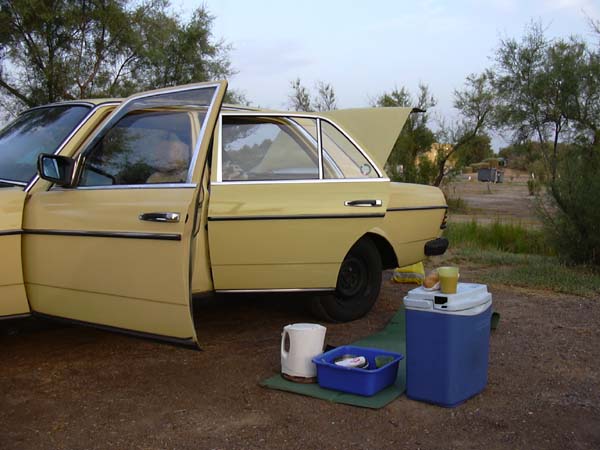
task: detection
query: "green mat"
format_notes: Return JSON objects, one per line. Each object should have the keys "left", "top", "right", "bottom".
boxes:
{"left": 260, "top": 307, "right": 406, "bottom": 409}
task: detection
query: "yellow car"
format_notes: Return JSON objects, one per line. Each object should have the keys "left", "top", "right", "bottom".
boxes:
{"left": 1, "top": 81, "right": 447, "bottom": 346}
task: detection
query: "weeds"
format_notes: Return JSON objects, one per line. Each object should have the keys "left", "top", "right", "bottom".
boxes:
{"left": 444, "top": 220, "right": 550, "bottom": 255}
{"left": 441, "top": 247, "right": 600, "bottom": 297}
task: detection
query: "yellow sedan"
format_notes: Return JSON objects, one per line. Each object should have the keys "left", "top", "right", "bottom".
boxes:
{"left": 1, "top": 81, "right": 447, "bottom": 346}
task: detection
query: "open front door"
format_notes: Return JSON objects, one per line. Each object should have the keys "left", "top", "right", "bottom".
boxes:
{"left": 23, "top": 82, "right": 226, "bottom": 344}
{"left": 0, "top": 188, "right": 30, "bottom": 318}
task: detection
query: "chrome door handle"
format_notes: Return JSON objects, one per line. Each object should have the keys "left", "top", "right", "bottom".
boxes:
{"left": 139, "top": 212, "right": 180, "bottom": 223}
{"left": 344, "top": 199, "right": 382, "bottom": 207}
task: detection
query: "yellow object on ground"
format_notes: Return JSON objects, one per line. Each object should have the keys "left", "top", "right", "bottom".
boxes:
{"left": 392, "top": 262, "right": 425, "bottom": 285}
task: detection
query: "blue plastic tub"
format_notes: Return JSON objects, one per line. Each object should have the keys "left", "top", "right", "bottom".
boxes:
{"left": 312, "top": 345, "right": 403, "bottom": 396}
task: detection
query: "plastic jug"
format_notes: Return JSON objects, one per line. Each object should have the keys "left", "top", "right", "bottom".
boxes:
{"left": 281, "top": 323, "right": 327, "bottom": 379}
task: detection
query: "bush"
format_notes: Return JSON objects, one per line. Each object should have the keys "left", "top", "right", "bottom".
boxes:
{"left": 540, "top": 146, "right": 600, "bottom": 266}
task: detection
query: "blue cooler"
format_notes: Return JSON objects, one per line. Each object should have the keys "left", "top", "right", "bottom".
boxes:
{"left": 404, "top": 283, "right": 492, "bottom": 407}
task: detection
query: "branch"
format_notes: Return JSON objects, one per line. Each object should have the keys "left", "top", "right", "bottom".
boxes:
{"left": 0, "top": 77, "right": 33, "bottom": 106}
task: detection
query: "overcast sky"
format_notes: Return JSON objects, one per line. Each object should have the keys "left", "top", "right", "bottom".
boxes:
{"left": 176, "top": 0, "right": 599, "bottom": 148}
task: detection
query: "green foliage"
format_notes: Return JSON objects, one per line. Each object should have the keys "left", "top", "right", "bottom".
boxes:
{"left": 454, "top": 133, "right": 494, "bottom": 167}
{"left": 0, "top": 0, "right": 233, "bottom": 110}
{"left": 375, "top": 84, "right": 436, "bottom": 184}
{"left": 527, "top": 179, "right": 540, "bottom": 196}
{"left": 445, "top": 197, "right": 468, "bottom": 213}
{"left": 446, "top": 248, "right": 600, "bottom": 298}
{"left": 444, "top": 220, "right": 550, "bottom": 255}
{"left": 540, "top": 146, "right": 600, "bottom": 265}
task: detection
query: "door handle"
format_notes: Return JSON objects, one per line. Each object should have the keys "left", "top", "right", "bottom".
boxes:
{"left": 344, "top": 199, "right": 383, "bottom": 207}
{"left": 139, "top": 212, "right": 180, "bottom": 223}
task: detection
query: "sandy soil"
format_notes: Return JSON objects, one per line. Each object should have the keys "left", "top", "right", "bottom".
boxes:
{"left": 1, "top": 269, "right": 599, "bottom": 450}
{"left": 445, "top": 170, "right": 543, "bottom": 227}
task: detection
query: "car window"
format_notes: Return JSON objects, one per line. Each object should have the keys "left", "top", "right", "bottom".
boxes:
{"left": 321, "top": 121, "right": 378, "bottom": 179}
{"left": 221, "top": 117, "right": 319, "bottom": 181}
{"left": 79, "top": 110, "right": 197, "bottom": 186}
{"left": 0, "top": 105, "right": 91, "bottom": 185}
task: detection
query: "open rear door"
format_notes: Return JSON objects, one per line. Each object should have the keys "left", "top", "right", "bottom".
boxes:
{"left": 0, "top": 188, "right": 30, "bottom": 318}
{"left": 23, "top": 82, "right": 227, "bottom": 344}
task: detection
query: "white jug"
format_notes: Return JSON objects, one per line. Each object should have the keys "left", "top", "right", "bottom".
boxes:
{"left": 281, "top": 323, "right": 327, "bottom": 379}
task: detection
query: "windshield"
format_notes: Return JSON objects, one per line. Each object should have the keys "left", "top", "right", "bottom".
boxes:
{"left": 0, "top": 105, "right": 91, "bottom": 185}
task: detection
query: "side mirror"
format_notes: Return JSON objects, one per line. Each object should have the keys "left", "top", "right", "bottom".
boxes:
{"left": 37, "top": 154, "right": 76, "bottom": 187}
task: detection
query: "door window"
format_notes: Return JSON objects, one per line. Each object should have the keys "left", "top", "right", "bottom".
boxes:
{"left": 221, "top": 117, "right": 319, "bottom": 181}
{"left": 79, "top": 86, "right": 216, "bottom": 186}
{"left": 321, "top": 121, "right": 378, "bottom": 179}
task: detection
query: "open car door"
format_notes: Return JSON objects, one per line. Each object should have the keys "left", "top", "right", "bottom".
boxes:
{"left": 0, "top": 188, "right": 30, "bottom": 318}
{"left": 23, "top": 82, "right": 227, "bottom": 345}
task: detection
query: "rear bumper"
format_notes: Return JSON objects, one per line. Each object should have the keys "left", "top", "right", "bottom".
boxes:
{"left": 424, "top": 237, "right": 449, "bottom": 256}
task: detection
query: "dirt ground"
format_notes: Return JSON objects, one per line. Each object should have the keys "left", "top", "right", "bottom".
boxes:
{"left": 1, "top": 270, "right": 599, "bottom": 450}
{"left": 2, "top": 175, "right": 598, "bottom": 449}
{"left": 446, "top": 169, "right": 542, "bottom": 227}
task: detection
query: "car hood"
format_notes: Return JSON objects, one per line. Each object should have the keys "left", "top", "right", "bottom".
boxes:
{"left": 322, "top": 107, "right": 412, "bottom": 170}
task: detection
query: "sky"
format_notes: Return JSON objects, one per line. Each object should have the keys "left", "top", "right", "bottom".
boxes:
{"left": 175, "top": 0, "right": 599, "bottom": 149}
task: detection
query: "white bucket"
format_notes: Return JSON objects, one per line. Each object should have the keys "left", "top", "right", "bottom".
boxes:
{"left": 281, "top": 323, "right": 327, "bottom": 379}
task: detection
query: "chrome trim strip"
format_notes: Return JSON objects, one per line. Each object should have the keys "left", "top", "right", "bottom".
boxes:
{"left": 216, "top": 115, "right": 223, "bottom": 182}
{"left": 0, "top": 178, "right": 27, "bottom": 186}
{"left": 23, "top": 229, "right": 181, "bottom": 241}
{"left": 25, "top": 102, "right": 121, "bottom": 193}
{"left": 21, "top": 101, "right": 96, "bottom": 115}
{"left": 0, "top": 313, "right": 31, "bottom": 321}
{"left": 317, "top": 118, "right": 323, "bottom": 179}
{"left": 0, "top": 230, "right": 23, "bottom": 236}
{"left": 217, "top": 111, "right": 384, "bottom": 180}
{"left": 66, "top": 183, "right": 197, "bottom": 191}
{"left": 215, "top": 288, "right": 335, "bottom": 294}
{"left": 208, "top": 213, "right": 385, "bottom": 222}
{"left": 211, "top": 177, "right": 390, "bottom": 186}
{"left": 387, "top": 205, "right": 448, "bottom": 212}
{"left": 186, "top": 84, "right": 223, "bottom": 182}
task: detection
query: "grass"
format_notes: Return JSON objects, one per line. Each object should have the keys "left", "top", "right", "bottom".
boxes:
{"left": 439, "top": 221, "right": 599, "bottom": 297}
{"left": 441, "top": 247, "right": 600, "bottom": 298}
{"left": 446, "top": 197, "right": 469, "bottom": 213}
{"left": 444, "top": 220, "right": 551, "bottom": 255}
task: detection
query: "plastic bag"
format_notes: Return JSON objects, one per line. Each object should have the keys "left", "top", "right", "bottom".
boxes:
{"left": 392, "top": 262, "right": 425, "bottom": 285}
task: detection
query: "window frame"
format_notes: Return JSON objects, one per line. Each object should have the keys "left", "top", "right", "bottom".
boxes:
{"left": 68, "top": 83, "right": 222, "bottom": 191}
{"left": 216, "top": 112, "right": 385, "bottom": 184}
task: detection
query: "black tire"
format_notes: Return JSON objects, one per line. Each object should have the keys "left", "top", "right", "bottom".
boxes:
{"left": 310, "top": 238, "right": 382, "bottom": 322}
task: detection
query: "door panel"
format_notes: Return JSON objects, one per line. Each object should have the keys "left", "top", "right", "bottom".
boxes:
{"left": 23, "top": 188, "right": 197, "bottom": 338}
{"left": 23, "top": 81, "right": 226, "bottom": 342}
{"left": 207, "top": 180, "right": 389, "bottom": 290}
{"left": 0, "top": 189, "right": 29, "bottom": 317}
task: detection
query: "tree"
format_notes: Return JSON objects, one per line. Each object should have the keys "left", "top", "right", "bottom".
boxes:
{"left": 288, "top": 78, "right": 312, "bottom": 111}
{"left": 0, "top": 0, "right": 233, "bottom": 114}
{"left": 288, "top": 78, "right": 337, "bottom": 112}
{"left": 455, "top": 133, "right": 494, "bottom": 167}
{"left": 434, "top": 72, "right": 495, "bottom": 186}
{"left": 491, "top": 22, "right": 600, "bottom": 181}
{"left": 492, "top": 22, "right": 600, "bottom": 265}
{"left": 374, "top": 84, "right": 436, "bottom": 183}
{"left": 314, "top": 81, "right": 337, "bottom": 112}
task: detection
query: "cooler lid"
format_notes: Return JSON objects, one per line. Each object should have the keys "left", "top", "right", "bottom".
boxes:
{"left": 404, "top": 283, "right": 491, "bottom": 312}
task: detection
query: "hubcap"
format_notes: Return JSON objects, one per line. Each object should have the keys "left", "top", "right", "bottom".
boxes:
{"left": 337, "top": 256, "right": 368, "bottom": 298}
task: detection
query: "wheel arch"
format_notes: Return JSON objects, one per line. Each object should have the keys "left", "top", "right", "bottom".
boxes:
{"left": 362, "top": 231, "right": 398, "bottom": 270}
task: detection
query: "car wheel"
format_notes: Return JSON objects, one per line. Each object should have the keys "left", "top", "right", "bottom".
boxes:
{"left": 310, "top": 238, "right": 382, "bottom": 322}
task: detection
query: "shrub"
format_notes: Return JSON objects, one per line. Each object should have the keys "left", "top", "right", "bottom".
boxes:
{"left": 540, "top": 146, "right": 600, "bottom": 266}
